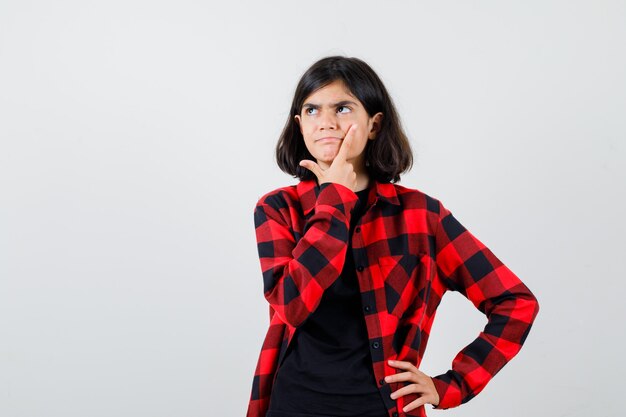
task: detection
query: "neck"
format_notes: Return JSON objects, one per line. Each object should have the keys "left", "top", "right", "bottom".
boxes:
{"left": 355, "top": 171, "right": 370, "bottom": 192}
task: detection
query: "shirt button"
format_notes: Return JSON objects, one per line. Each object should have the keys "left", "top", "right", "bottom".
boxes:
{"left": 364, "top": 305, "right": 371, "bottom": 312}
{"left": 392, "top": 413, "right": 399, "bottom": 417}
{"left": 357, "top": 265, "right": 364, "bottom": 272}
{"left": 355, "top": 226, "right": 361, "bottom": 233}
{"left": 372, "top": 341, "right": 380, "bottom": 349}
{"left": 379, "top": 378, "right": 385, "bottom": 385}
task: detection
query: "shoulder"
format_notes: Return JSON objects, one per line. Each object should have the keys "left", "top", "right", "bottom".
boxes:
{"left": 391, "top": 182, "right": 446, "bottom": 216}
{"left": 254, "top": 183, "right": 300, "bottom": 212}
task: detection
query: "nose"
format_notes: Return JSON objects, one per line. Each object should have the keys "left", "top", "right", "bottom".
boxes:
{"left": 318, "top": 109, "right": 337, "bottom": 130}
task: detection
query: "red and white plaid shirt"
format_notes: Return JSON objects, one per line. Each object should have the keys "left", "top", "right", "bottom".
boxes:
{"left": 247, "top": 179, "right": 539, "bottom": 417}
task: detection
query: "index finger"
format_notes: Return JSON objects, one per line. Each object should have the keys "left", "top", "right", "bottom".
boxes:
{"left": 333, "top": 124, "right": 358, "bottom": 163}
{"left": 387, "top": 359, "right": 419, "bottom": 373}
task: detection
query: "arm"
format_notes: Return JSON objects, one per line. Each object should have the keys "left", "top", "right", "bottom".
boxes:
{"left": 254, "top": 182, "right": 358, "bottom": 328}
{"left": 431, "top": 201, "right": 540, "bottom": 409}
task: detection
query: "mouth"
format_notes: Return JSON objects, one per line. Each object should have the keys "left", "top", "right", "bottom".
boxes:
{"left": 316, "top": 137, "right": 342, "bottom": 143}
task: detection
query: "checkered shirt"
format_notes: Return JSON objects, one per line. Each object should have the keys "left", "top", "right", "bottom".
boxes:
{"left": 246, "top": 179, "right": 539, "bottom": 417}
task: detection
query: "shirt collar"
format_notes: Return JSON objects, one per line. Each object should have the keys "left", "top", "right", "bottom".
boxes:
{"left": 296, "top": 178, "right": 401, "bottom": 216}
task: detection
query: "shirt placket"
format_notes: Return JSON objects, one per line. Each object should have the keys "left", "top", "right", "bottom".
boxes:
{"left": 351, "top": 204, "right": 401, "bottom": 416}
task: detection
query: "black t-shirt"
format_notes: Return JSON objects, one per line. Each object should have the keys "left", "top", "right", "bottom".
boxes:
{"left": 266, "top": 187, "right": 388, "bottom": 417}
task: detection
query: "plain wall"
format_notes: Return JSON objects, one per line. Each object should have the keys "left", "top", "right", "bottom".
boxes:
{"left": 1, "top": 1, "right": 624, "bottom": 416}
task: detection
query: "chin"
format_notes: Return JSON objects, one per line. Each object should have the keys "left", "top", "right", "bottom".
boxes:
{"left": 315, "top": 155, "right": 336, "bottom": 164}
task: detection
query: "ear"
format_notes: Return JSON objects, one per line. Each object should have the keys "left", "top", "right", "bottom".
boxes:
{"left": 368, "top": 112, "right": 384, "bottom": 139}
{"left": 294, "top": 114, "right": 303, "bottom": 134}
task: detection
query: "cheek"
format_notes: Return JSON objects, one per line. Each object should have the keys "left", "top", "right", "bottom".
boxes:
{"left": 299, "top": 120, "right": 315, "bottom": 135}
{"left": 300, "top": 127, "right": 319, "bottom": 149}
{"left": 340, "top": 114, "right": 368, "bottom": 132}
{"left": 338, "top": 117, "right": 356, "bottom": 129}
{"left": 342, "top": 119, "right": 369, "bottom": 141}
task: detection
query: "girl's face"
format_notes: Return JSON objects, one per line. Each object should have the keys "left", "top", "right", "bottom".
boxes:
{"left": 294, "top": 80, "right": 383, "bottom": 171}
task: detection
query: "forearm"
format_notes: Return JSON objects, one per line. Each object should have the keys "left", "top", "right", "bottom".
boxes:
{"left": 255, "top": 182, "right": 358, "bottom": 327}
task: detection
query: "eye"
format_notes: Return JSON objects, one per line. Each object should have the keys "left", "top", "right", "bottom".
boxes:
{"left": 304, "top": 107, "right": 318, "bottom": 115}
{"left": 337, "top": 106, "right": 352, "bottom": 114}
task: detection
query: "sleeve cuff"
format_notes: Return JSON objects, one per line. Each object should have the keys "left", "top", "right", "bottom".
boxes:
{"left": 431, "top": 374, "right": 462, "bottom": 410}
{"left": 316, "top": 182, "right": 358, "bottom": 216}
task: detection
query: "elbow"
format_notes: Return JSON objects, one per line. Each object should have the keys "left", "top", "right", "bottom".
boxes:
{"left": 519, "top": 282, "right": 541, "bottom": 321}
{"left": 271, "top": 305, "right": 311, "bottom": 329}
{"left": 515, "top": 289, "right": 540, "bottom": 335}
{"left": 530, "top": 291, "right": 540, "bottom": 321}
{"left": 264, "top": 291, "right": 311, "bottom": 329}
{"left": 515, "top": 288, "right": 540, "bottom": 325}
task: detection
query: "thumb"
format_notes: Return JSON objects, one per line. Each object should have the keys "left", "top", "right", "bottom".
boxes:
{"left": 299, "top": 160, "right": 323, "bottom": 179}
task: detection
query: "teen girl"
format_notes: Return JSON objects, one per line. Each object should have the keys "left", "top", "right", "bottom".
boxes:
{"left": 247, "top": 56, "right": 539, "bottom": 417}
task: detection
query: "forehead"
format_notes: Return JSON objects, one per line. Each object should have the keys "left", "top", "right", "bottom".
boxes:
{"left": 303, "top": 80, "right": 359, "bottom": 104}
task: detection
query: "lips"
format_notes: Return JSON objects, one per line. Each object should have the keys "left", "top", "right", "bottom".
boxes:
{"left": 316, "top": 137, "right": 342, "bottom": 142}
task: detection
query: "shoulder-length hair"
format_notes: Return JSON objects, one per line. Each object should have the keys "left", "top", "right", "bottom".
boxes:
{"left": 275, "top": 56, "right": 413, "bottom": 183}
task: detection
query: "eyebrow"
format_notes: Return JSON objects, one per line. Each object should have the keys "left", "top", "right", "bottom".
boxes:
{"left": 302, "top": 100, "right": 359, "bottom": 109}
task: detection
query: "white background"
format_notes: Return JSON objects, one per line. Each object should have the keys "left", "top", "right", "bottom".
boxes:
{"left": 1, "top": 1, "right": 625, "bottom": 416}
